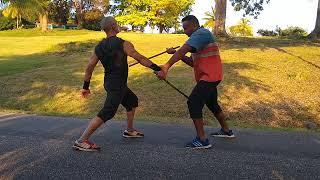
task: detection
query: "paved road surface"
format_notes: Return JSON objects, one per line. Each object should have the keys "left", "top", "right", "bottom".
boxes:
{"left": 0, "top": 114, "right": 319, "bottom": 179}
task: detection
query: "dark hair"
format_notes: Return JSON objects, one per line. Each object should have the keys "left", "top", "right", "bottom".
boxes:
{"left": 182, "top": 15, "right": 200, "bottom": 27}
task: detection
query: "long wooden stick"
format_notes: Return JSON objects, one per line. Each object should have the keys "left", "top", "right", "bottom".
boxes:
{"left": 128, "top": 46, "right": 180, "bottom": 67}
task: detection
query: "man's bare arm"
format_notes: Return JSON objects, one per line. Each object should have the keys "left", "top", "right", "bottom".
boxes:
{"left": 165, "top": 44, "right": 193, "bottom": 68}
{"left": 84, "top": 52, "right": 99, "bottom": 82}
{"left": 123, "top": 41, "right": 154, "bottom": 68}
{"left": 181, "top": 56, "right": 193, "bottom": 67}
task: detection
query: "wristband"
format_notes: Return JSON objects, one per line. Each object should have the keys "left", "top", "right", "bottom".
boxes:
{"left": 83, "top": 81, "right": 90, "bottom": 90}
{"left": 150, "top": 64, "right": 161, "bottom": 71}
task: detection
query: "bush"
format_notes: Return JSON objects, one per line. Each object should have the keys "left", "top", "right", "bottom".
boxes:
{"left": 229, "top": 18, "right": 253, "bottom": 37}
{"left": 257, "top": 26, "right": 308, "bottom": 39}
{"left": 280, "top": 26, "right": 307, "bottom": 38}
{"left": 83, "top": 23, "right": 101, "bottom": 31}
{"left": 257, "top": 29, "right": 277, "bottom": 36}
{"left": 0, "top": 16, "right": 16, "bottom": 31}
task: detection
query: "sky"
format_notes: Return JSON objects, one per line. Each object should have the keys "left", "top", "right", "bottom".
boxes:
{"left": 191, "top": 0, "right": 318, "bottom": 34}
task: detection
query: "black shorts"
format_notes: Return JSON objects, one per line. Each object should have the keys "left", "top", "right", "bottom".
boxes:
{"left": 97, "top": 86, "right": 138, "bottom": 122}
{"left": 187, "top": 81, "right": 222, "bottom": 119}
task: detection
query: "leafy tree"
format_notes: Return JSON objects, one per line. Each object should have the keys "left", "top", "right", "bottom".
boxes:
{"left": 72, "top": 0, "right": 109, "bottom": 29}
{"left": 0, "top": 0, "right": 57, "bottom": 32}
{"left": 203, "top": 6, "right": 215, "bottom": 30}
{"left": 230, "top": 0, "right": 270, "bottom": 18}
{"left": 149, "top": 0, "right": 194, "bottom": 33}
{"left": 48, "top": 0, "right": 71, "bottom": 25}
{"left": 83, "top": 9, "right": 104, "bottom": 30}
{"left": 113, "top": 0, "right": 194, "bottom": 33}
{"left": 229, "top": 18, "right": 253, "bottom": 36}
{"left": 114, "top": 0, "right": 150, "bottom": 31}
{"left": 1, "top": 0, "right": 38, "bottom": 29}
{"left": 0, "top": 10, "right": 15, "bottom": 30}
{"left": 214, "top": 0, "right": 270, "bottom": 36}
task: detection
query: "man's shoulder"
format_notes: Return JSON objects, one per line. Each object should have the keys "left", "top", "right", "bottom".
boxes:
{"left": 193, "top": 28, "right": 211, "bottom": 36}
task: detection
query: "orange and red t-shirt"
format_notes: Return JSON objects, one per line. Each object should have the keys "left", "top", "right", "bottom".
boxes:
{"left": 186, "top": 28, "right": 223, "bottom": 82}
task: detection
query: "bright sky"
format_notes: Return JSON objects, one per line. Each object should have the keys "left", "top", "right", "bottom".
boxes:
{"left": 192, "top": 0, "right": 318, "bottom": 34}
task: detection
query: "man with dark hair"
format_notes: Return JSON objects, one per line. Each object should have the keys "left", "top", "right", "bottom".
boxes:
{"left": 73, "top": 16, "right": 162, "bottom": 151}
{"left": 158, "top": 15, "right": 235, "bottom": 149}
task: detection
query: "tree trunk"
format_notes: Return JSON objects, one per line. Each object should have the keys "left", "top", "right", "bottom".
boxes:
{"left": 139, "top": 26, "right": 145, "bottom": 32}
{"left": 308, "top": 0, "right": 320, "bottom": 39}
{"left": 75, "top": 0, "right": 84, "bottom": 29}
{"left": 16, "top": 16, "right": 19, "bottom": 29}
{"left": 159, "top": 24, "right": 164, "bottom": 33}
{"left": 214, "top": 0, "right": 228, "bottom": 37}
{"left": 38, "top": 14, "right": 43, "bottom": 28}
{"left": 41, "top": 12, "right": 48, "bottom": 32}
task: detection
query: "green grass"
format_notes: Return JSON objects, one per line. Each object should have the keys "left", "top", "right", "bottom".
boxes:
{"left": 0, "top": 29, "right": 319, "bottom": 132}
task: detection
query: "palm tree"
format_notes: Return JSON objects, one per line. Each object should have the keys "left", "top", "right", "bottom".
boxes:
{"left": 229, "top": 18, "right": 253, "bottom": 36}
{"left": 36, "top": 0, "right": 51, "bottom": 32}
{"left": 1, "top": 0, "right": 36, "bottom": 29}
{"left": 203, "top": 6, "right": 215, "bottom": 31}
{"left": 1, "top": 0, "right": 51, "bottom": 31}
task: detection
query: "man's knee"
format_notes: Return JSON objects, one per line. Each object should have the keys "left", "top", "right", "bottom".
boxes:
{"left": 187, "top": 98, "right": 203, "bottom": 119}
{"left": 210, "top": 104, "right": 222, "bottom": 115}
{"left": 124, "top": 93, "right": 138, "bottom": 112}
{"left": 97, "top": 109, "right": 117, "bottom": 122}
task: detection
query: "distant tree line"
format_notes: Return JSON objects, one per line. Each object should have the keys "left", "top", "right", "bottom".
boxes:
{"left": 0, "top": 0, "right": 319, "bottom": 39}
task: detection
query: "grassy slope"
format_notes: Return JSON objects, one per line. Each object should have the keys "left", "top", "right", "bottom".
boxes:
{"left": 0, "top": 29, "right": 319, "bottom": 131}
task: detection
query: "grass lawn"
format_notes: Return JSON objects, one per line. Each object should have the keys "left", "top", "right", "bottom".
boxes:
{"left": 0, "top": 29, "right": 319, "bottom": 132}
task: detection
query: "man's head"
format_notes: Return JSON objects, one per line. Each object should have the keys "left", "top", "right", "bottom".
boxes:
{"left": 100, "top": 16, "right": 120, "bottom": 34}
{"left": 181, "top": 15, "right": 200, "bottom": 37}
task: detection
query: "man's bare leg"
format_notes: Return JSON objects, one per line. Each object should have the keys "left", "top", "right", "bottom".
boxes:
{"left": 123, "top": 107, "right": 144, "bottom": 137}
{"left": 78, "top": 116, "right": 104, "bottom": 141}
{"left": 126, "top": 108, "right": 135, "bottom": 131}
{"left": 214, "top": 111, "right": 230, "bottom": 132}
{"left": 193, "top": 119, "right": 206, "bottom": 140}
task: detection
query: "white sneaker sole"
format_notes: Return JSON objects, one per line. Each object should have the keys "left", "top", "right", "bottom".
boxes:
{"left": 211, "top": 134, "right": 236, "bottom": 138}
{"left": 72, "top": 145, "right": 100, "bottom": 152}
{"left": 186, "top": 144, "right": 212, "bottom": 149}
{"left": 122, "top": 134, "right": 144, "bottom": 138}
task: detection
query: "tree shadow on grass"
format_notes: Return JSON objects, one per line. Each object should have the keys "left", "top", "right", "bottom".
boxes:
{"left": 0, "top": 40, "right": 99, "bottom": 77}
{"left": 219, "top": 37, "right": 320, "bottom": 52}
{"left": 122, "top": 61, "right": 271, "bottom": 120}
{"left": 271, "top": 47, "right": 320, "bottom": 70}
{"left": 227, "top": 96, "right": 319, "bottom": 129}
{"left": 0, "top": 39, "right": 318, "bottom": 129}
{"left": 222, "top": 62, "right": 270, "bottom": 93}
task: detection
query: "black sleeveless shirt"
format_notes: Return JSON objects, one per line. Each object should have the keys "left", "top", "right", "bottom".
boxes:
{"left": 95, "top": 36, "right": 128, "bottom": 90}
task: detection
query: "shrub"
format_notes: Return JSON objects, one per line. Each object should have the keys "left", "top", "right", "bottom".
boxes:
{"left": 0, "top": 16, "right": 16, "bottom": 30}
{"left": 257, "top": 29, "right": 278, "bottom": 36}
{"left": 280, "top": 26, "right": 307, "bottom": 38}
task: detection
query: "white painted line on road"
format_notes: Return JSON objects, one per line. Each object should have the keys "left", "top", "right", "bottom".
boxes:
{"left": 0, "top": 115, "right": 30, "bottom": 122}
{"left": 313, "top": 139, "right": 320, "bottom": 144}
{"left": 0, "top": 113, "right": 15, "bottom": 118}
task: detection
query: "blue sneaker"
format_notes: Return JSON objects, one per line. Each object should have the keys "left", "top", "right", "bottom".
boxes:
{"left": 185, "top": 137, "right": 212, "bottom": 149}
{"left": 210, "top": 128, "right": 235, "bottom": 138}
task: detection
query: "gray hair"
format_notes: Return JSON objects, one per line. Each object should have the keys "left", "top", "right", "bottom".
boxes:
{"left": 100, "top": 16, "right": 116, "bottom": 31}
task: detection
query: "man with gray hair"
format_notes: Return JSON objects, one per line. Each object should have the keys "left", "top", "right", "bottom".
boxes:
{"left": 73, "top": 16, "right": 162, "bottom": 151}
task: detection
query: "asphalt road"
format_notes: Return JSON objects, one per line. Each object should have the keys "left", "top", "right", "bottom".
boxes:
{"left": 0, "top": 114, "right": 319, "bottom": 180}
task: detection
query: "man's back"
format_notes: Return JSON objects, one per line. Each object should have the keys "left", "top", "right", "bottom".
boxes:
{"left": 95, "top": 36, "right": 128, "bottom": 90}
